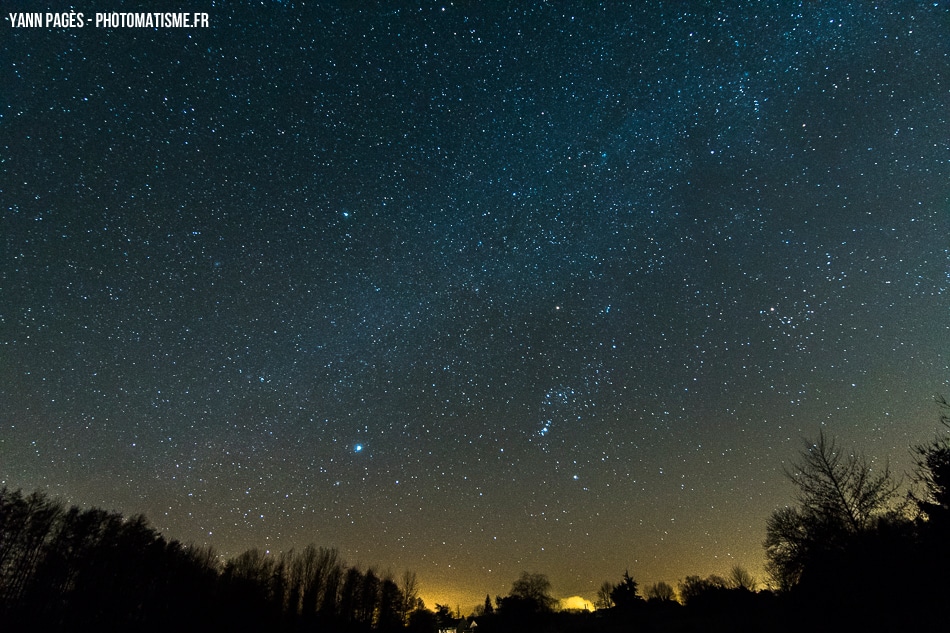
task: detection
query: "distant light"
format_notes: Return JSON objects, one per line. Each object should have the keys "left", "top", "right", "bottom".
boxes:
{"left": 354, "top": 444, "right": 363, "bottom": 453}
{"left": 560, "top": 596, "right": 594, "bottom": 611}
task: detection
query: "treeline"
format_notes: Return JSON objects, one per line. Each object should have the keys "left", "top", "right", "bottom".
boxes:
{"left": 474, "top": 569, "right": 779, "bottom": 633}
{"left": 3, "top": 399, "right": 949, "bottom": 632}
{"left": 0, "top": 488, "right": 424, "bottom": 633}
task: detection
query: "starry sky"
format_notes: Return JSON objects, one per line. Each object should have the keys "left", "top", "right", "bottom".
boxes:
{"left": 2, "top": 0, "right": 948, "bottom": 610}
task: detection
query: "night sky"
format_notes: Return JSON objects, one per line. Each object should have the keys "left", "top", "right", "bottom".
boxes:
{"left": 2, "top": 1, "right": 948, "bottom": 610}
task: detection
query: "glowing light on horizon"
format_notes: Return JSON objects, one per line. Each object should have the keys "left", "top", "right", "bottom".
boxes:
{"left": 559, "top": 596, "right": 594, "bottom": 612}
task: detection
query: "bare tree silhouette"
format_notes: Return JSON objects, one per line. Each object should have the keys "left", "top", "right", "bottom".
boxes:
{"left": 764, "top": 431, "right": 903, "bottom": 589}
{"left": 595, "top": 580, "right": 614, "bottom": 609}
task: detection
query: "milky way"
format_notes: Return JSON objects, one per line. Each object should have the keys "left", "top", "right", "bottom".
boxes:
{"left": 2, "top": 1, "right": 948, "bottom": 608}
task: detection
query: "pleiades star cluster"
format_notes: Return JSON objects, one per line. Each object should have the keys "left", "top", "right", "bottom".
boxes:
{"left": 2, "top": 1, "right": 948, "bottom": 608}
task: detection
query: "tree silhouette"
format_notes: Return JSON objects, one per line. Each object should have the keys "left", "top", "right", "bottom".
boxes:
{"left": 595, "top": 580, "right": 614, "bottom": 609}
{"left": 912, "top": 395, "right": 950, "bottom": 524}
{"left": 377, "top": 574, "right": 404, "bottom": 632}
{"left": 903, "top": 395, "right": 950, "bottom": 627}
{"left": 407, "top": 606, "right": 438, "bottom": 633}
{"left": 609, "top": 570, "right": 641, "bottom": 609}
{"left": 677, "top": 574, "right": 728, "bottom": 607}
{"left": 645, "top": 581, "right": 676, "bottom": 602}
{"left": 507, "top": 571, "right": 557, "bottom": 613}
{"left": 434, "top": 603, "right": 454, "bottom": 628}
{"left": 0, "top": 489, "right": 62, "bottom": 609}
{"left": 339, "top": 566, "right": 364, "bottom": 626}
{"left": 321, "top": 557, "right": 345, "bottom": 622}
{"left": 298, "top": 545, "right": 324, "bottom": 619}
{"left": 400, "top": 570, "right": 420, "bottom": 624}
{"left": 358, "top": 568, "right": 383, "bottom": 628}
{"left": 727, "top": 565, "right": 756, "bottom": 591}
{"left": 764, "top": 431, "right": 903, "bottom": 589}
